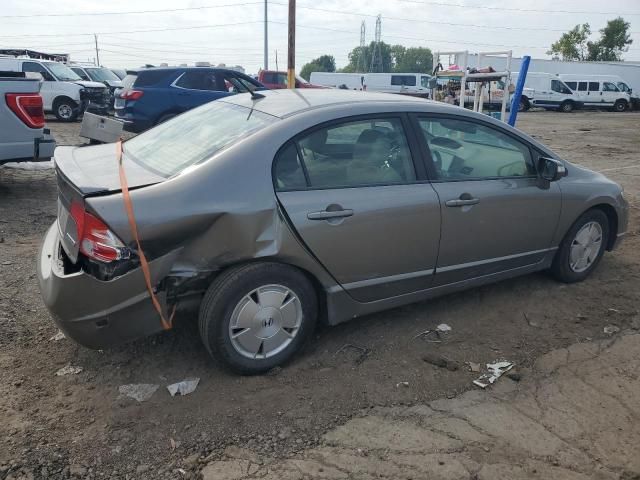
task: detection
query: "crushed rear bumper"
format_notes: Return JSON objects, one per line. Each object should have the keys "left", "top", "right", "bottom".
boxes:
{"left": 37, "top": 222, "right": 180, "bottom": 349}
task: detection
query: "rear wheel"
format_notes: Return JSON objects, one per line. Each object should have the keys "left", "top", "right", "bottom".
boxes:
{"left": 199, "top": 262, "right": 318, "bottom": 374}
{"left": 613, "top": 100, "right": 627, "bottom": 112}
{"left": 559, "top": 100, "right": 574, "bottom": 113}
{"left": 518, "top": 97, "right": 530, "bottom": 112}
{"left": 551, "top": 209, "right": 609, "bottom": 283}
{"left": 53, "top": 97, "right": 78, "bottom": 122}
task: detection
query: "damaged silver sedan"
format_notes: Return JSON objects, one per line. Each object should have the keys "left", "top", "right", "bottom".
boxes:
{"left": 38, "top": 89, "right": 628, "bottom": 374}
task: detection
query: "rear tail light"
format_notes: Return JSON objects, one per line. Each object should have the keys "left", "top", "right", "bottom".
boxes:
{"left": 70, "top": 201, "right": 130, "bottom": 263}
{"left": 120, "top": 89, "right": 144, "bottom": 100}
{"left": 5, "top": 93, "right": 45, "bottom": 128}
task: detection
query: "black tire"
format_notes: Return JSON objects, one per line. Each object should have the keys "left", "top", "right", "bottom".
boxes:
{"left": 559, "top": 101, "right": 574, "bottom": 113}
{"left": 53, "top": 97, "right": 78, "bottom": 122}
{"left": 551, "top": 209, "right": 609, "bottom": 283}
{"left": 518, "top": 97, "right": 530, "bottom": 112}
{"left": 613, "top": 100, "right": 627, "bottom": 112}
{"left": 156, "top": 113, "right": 176, "bottom": 125}
{"left": 199, "top": 262, "right": 318, "bottom": 375}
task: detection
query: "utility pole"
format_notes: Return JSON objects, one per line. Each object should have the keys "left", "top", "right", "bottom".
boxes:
{"left": 263, "top": 0, "right": 268, "bottom": 70}
{"left": 275, "top": 50, "right": 279, "bottom": 71}
{"left": 94, "top": 34, "right": 100, "bottom": 66}
{"left": 287, "top": 0, "right": 296, "bottom": 88}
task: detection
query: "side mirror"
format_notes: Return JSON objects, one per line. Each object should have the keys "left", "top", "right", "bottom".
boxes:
{"left": 539, "top": 157, "right": 567, "bottom": 182}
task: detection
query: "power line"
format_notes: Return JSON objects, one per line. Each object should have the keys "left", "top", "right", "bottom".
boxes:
{"left": 393, "top": 0, "right": 640, "bottom": 15}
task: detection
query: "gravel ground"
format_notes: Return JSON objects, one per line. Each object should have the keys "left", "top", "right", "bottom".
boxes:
{"left": 0, "top": 111, "right": 639, "bottom": 479}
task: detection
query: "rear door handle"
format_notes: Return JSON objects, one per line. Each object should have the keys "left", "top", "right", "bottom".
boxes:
{"left": 445, "top": 198, "right": 479, "bottom": 207}
{"left": 307, "top": 209, "right": 354, "bottom": 220}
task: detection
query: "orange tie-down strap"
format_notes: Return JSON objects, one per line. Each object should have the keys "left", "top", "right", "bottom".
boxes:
{"left": 117, "top": 139, "right": 175, "bottom": 330}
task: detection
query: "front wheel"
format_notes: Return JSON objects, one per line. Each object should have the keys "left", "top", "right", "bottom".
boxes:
{"left": 53, "top": 98, "right": 78, "bottom": 122}
{"left": 199, "top": 262, "right": 318, "bottom": 374}
{"left": 559, "top": 101, "right": 574, "bottom": 113}
{"left": 551, "top": 209, "right": 609, "bottom": 283}
{"left": 614, "top": 100, "right": 627, "bottom": 112}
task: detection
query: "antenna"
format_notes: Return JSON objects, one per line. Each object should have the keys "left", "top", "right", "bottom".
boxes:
{"left": 369, "top": 15, "right": 382, "bottom": 73}
{"left": 357, "top": 21, "right": 366, "bottom": 73}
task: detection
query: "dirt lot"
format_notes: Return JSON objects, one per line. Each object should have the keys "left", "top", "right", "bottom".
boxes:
{"left": 1, "top": 112, "right": 639, "bottom": 479}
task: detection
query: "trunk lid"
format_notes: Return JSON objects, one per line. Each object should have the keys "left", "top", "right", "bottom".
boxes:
{"left": 55, "top": 144, "right": 164, "bottom": 262}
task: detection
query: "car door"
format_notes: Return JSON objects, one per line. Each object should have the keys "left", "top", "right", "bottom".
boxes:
{"left": 413, "top": 115, "right": 562, "bottom": 286}
{"left": 601, "top": 81, "right": 620, "bottom": 106}
{"left": 21, "top": 61, "right": 54, "bottom": 110}
{"left": 576, "top": 81, "right": 590, "bottom": 105}
{"left": 586, "top": 81, "right": 601, "bottom": 106}
{"left": 171, "top": 70, "right": 228, "bottom": 111}
{"left": 274, "top": 115, "right": 441, "bottom": 302}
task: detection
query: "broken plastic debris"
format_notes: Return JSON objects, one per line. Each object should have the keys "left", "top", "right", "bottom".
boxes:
{"left": 55, "top": 365, "right": 83, "bottom": 376}
{"left": 603, "top": 325, "right": 620, "bottom": 335}
{"left": 119, "top": 383, "right": 160, "bottom": 402}
{"left": 473, "top": 361, "right": 514, "bottom": 388}
{"left": 167, "top": 377, "right": 200, "bottom": 397}
{"left": 436, "top": 323, "right": 452, "bottom": 332}
{"left": 396, "top": 381, "right": 409, "bottom": 388}
{"left": 50, "top": 331, "right": 65, "bottom": 341}
{"left": 466, "top": 362, "right": 481, "bottom": 373}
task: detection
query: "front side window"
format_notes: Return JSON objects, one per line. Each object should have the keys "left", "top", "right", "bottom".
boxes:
{"left": 22, "top": 62, "right": 55, "bottom": 81}
{"left": 85, "top": 67, "right": 120, "bottom": 82}
{"left": 551, "top": 80, "right": 572, "bottom": 94}
{"left": 588, "top": 82, "right": 600, "bottom": 92}
{"left": 565, "top": 81, "right": 577, "bottom": 90}
{"left": 419, "top": 117, "right": 535, "bottom": 180}
{"left": 617, "top": 82, "right": 631, "bottom": 93}
{"left": 70, "top": 67, "right": 90, "bottom": 81}
{"left": 175, "top": 71, "right": 219, "bottom": 91}
{"left": 391, "top": 75, "right": 416, "bottom": 87}
{"left": 602, "top": 82, "right": 619, "bottom": 92}
{"left": 124, "top": 101, "right": 275, "bottom": 177}
{"left": 273, "top": 117, "right": 416, "bottom": 190}
{"left": 421, "top": 76, "right": 430, "bottom": 88}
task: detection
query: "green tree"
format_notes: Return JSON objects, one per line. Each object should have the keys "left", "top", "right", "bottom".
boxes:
{"left": 342, "top": 41, "right": 395, "bottom": 73}
{"left": 547, "top": 23, "right": 591, "bottom": 61}
{"left": 394, "top": 47, "right": 433, "bottom": 73}
{"left": 587, "top": 17, "right": 633, "bottom": 61}
{"left": 299, "top": 55, "right": 336, "bottom": 81}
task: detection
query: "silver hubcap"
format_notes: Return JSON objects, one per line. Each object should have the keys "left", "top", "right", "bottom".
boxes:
{"left": 58, "top": 104, "right": 73, "bottom": 119}
{"left": 569, "top": 221, "right": 603, "bottom": 273}
{"left": 229, "top": 284, "right": 302, "bottom": 359}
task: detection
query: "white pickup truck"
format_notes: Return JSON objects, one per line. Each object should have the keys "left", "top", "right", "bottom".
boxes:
{"left": 0, "top": 72, "right": 56, "bottom": 164}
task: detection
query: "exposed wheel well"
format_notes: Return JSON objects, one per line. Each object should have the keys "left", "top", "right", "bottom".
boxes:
{"left": 53, "top": 96, "right": 77, "bottom": 108}
{"left": 590, "top": 204, "right": 618, "bottom": 250}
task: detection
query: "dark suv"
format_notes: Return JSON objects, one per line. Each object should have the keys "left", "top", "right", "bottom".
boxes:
{"left": 115, "top": 67, "right": 265, "bottom": 133}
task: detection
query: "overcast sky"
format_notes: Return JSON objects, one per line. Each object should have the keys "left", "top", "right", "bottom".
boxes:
{"left": 1, "top": 0, "right": 639, "bottom": 73}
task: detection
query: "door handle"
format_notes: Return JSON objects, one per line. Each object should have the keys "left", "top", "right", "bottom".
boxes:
{"left": 445, "top": 197, "right": 479, "bottom": 207}
{"left": 307, "top": 209, "right": 354, "bottom": 220}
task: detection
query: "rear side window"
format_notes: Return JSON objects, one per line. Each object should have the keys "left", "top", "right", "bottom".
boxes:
{"left": 578, "top": 82, "right": 588, "bottom": 92}
{"left": 124, "top": 102, "right": 275, "bottom": 177}
{"left": 565, "top": 81, "right": 577, "bottom": 90}
{"left": 175, "top": 71, "right": 219, "bottom": 91}
{"left": 71, "top": 67, "right": 90, "bottom": 81}
{"left": 133, "top": 70, "right": 176, "bottom": 87}
{"left": 273, "top": 117, "right": 416, "bottom": 190}
{"left": 588, "top": 82, "right": 600, "bottom": 92}
{"left": 391, "top": 75, "right": 416, "bottom": 86}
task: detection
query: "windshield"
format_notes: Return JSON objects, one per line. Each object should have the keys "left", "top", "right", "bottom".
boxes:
{"left": 86, "top": 67, "right": 120, "bottom": 82}
{"left": 44, "top": 62, "right": 81, "bottom": 81}
{"left": 124, "top": 101, "right": 276, "bottom": 177}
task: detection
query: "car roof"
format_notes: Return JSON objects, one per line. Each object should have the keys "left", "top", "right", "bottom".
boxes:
{"left": 221, "top": 88, "right": 437, "bottom": 118}
{"left": 138, "top": 66, "right": 245, "bottom": 75}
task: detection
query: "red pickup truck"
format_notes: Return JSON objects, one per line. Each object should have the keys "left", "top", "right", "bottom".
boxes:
{"left": 257, "top": 70, "right": 324, "bottom": 89}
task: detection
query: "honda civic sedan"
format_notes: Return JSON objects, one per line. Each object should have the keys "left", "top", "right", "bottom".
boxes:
{"left": 38, "top": 89, "right": 628, "bottom": 374}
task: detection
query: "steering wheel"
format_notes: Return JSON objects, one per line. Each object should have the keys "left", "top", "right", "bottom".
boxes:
{"left": 497, "top": 161, "right": 526, "bottom": 177}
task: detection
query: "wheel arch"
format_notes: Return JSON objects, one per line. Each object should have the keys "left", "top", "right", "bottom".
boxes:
{"left": 589, "top": 204, "right": 618, "bottom": 251}
{"left": 52, "top": 95, "right": 78, "bottom": 108}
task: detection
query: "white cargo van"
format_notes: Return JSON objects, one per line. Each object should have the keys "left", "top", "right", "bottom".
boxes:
{"left": 0, "top": 57, "right": 110, "bottom": 121}
{"left": 558, "top": 74, "right": 635, "bottom": 111}
{"left": 309, "top": 72, "right": 364, "bottom": 90}
{"left": 363, "top": 73, "right": 431, "bottom": 96}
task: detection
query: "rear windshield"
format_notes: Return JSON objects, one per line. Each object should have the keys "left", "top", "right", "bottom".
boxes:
{"left": 123, "top": 101, "right": 275, "bottom": 177}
